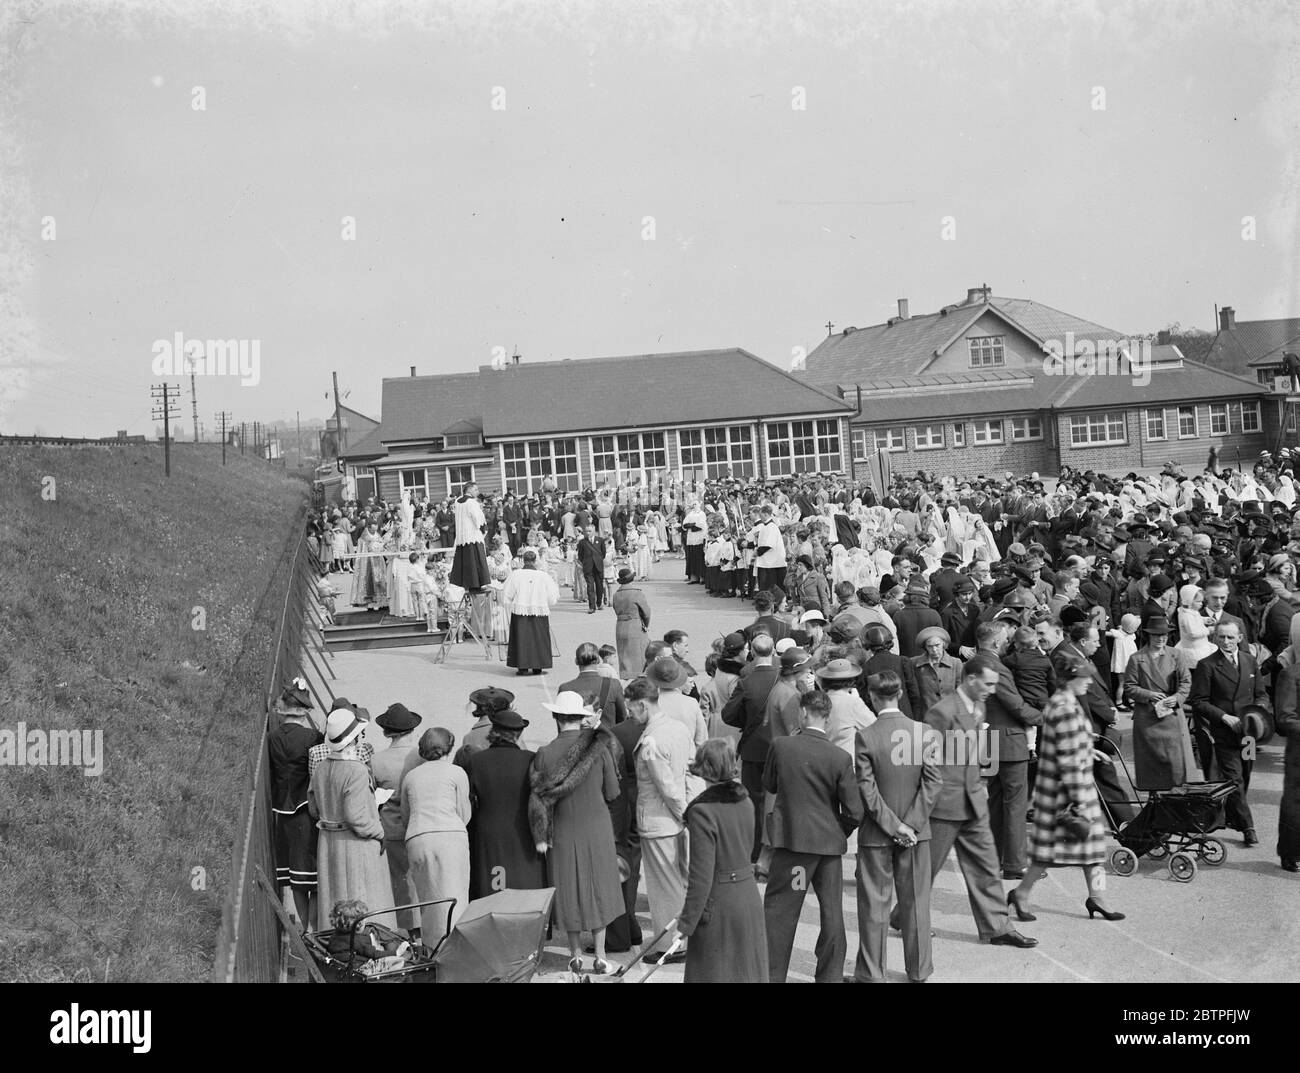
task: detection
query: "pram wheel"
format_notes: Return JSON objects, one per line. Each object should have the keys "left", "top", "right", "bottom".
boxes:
{"left": 1147, "top": 843, "right": 1168, "bottom": 860}
{"left": 1200, "top": 838, "right": 1227, "bottom": 866}
{"left": 1110, "top": 847, "right": 1138, "bottom": 876}
{"left": 1168, "top": 852, "right": 1198, "bottom": 883}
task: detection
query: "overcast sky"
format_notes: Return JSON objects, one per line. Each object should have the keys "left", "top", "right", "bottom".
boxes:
{"left": 2, "top": 0, "right": 1297, "bottom": 437}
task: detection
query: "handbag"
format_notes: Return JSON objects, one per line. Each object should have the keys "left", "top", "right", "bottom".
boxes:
{"left": 1058, "top": 801, "right": 1093, "bottom": 842}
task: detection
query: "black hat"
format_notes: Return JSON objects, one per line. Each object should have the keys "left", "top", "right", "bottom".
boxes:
{"left": 469, "top": 686, "right": 516, "bottom": 712}
{"left": 617, "top": 567, "right": 636, "bottom": 584}
{"left": 488, "top": 708, "right": 529, "bottom": 731}
{"left": 376, "top": 702, "right": 422, "bottom": 733}
{"left": 1143, "top": 614, "right": 1171, "bottom": 636}
{"left": 277, "top": 681, "right": 312, "bottom": 711}
{"left": 1059, "top": 605, "right": 1090, "bottom": 627}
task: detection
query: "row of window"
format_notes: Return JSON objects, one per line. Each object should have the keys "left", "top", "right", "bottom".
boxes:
{"left": 413, "top": 422, "right": 844, "bottom": 496}
{"left": 858, "top": 416, "right": 1042, "bottom": 456}
{"left": 400, "top": 464, "right": 477, "bottom": 500}
{"left": 854, "top": 402, "right": 1264, "bottom": 456}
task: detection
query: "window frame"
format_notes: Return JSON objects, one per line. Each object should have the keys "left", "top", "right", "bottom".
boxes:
{"left": 1144, "top": 408, "right": 1167, "bottom": 442}
{"left": 765, "top": 418, "right": 842, "bottom": 474}
{"left": 952, "top": 422, "right": 966, "bottom": 448}
{"left": 1208, "top": 403, "right": 1229, "bottom": 436}
{"left": 445, "top": 464, "right": 475, "bottom": 498}
{"left": 677, "top": 425, "right": 755, "bottom": 480}
{"left": 1010, "top": 416, "right": 1043, "bottom": 442}
{"left": 1240, "top": 400, "right": 1262, "bottom": 434}
{"left": 850, "top": 428, "right": 868, "bottom": 461}
{"left": 399, "top": 467, "right": 429, "bottom": 500}
{"left": 968, "top": 335, "right": 1006, "bottom": 368}
{"left": 1068, "top": 412, "right": 1127, "bottom": 447}
{"left": 971, "top": 418, "right": 1004, "bottom": 445}
{"left": 1177, "top": 406, "right": 1199, "bottom": 440}
{"left": 503, "top": 438, "right": 580, "bottom": 495}
{"left": 913, "top": 423, "right": 944, "bottom": 450}
{"left": 874, "top": 427, "right": 905, "bottom": 453}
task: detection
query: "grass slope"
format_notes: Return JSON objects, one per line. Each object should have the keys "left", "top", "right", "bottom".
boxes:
{"left": 0, "top": 443, "right": 306, "bottom": 982}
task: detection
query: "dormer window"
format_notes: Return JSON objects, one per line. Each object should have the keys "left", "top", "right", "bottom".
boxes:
{"left": 444, "top": 432, "right": 481, "bottom": 448}
{"left": 968, "top": 335, "right": 1005, "bottom": 367}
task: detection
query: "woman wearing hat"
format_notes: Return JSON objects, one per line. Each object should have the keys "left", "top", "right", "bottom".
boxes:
{"left": 678, "top": 738, "right": 768, "bottom": 983}
{"left": 612, "top": 567, "right": 652, "bottom": 679}
{"left": 402, "top": 728, "right": 472, "bottom": 945}
{"left": 464, "top": 708, "right": 546, "bottom": 899}
{"left": 1009, "top": 654, "right": 1124, "bottom": 922}
{"left": 502, "top": 548, "right": 560, "bottom": 676}
{"left": 371, "top": 703, "right": 424, "bottom": 935}
{"left": 528, "top": 692, "right": 624, "bottom": 974}
{"left": 269, "top": 681, "right": 324, "bottom": 928}
{"left": 816, "top": 658, "right": 876, "bottom": 755}
{"left": 309, "top": 708, "right": 398, "bottom": 931}
{"left": 1124, "top": 615, "right": 1196, "bottom": 791}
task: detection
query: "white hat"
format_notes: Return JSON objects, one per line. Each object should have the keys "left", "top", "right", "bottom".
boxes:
{"left": 800, "top": 609, "right": 826, "bottom": 624}
{"left": 326, "top": 708, "right": 366, "bottom": 752}
{"left": 774, "top": 637, "right": 797, "bottom": 655}
{"left": 542, "top": 690, "right": 595, "bottom": 719}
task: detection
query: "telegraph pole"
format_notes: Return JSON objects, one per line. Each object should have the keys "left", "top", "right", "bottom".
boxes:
{"left": 188, "top": 359, "right": 200, "bottom": 443}
{"left": 296, "top": 411, "right": 301, "bottom": 469}
{"left": 240, "top": 421, "right": 246, "bottom": 454}
{"left": 215, "top": 410, "right": 232, "bottom": 466}
{"left": 332, "top": 370, "right": 348, "bottom": 459}
{"left": 151, "top": 382, "right": 181, "bottom": 477}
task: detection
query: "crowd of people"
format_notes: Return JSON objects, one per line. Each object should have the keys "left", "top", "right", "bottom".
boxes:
{"left": 284, "top": 451, "right": 1300, "bottom": 981}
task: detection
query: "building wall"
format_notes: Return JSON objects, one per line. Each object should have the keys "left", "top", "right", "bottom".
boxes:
{"left": 853, "top": 397, "right": 1273, "bottom": 482}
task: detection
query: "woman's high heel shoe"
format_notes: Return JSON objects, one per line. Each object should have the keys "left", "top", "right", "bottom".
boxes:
{"left": 1085, "top": 898, "right": 1125, "bottom": 921}
{"left": 1007, "top": 890, "right": 1037, "bottom": 922}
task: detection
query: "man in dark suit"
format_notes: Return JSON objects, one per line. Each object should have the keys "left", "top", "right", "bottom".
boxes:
{"left": 928, "top": 552, "right": 965, "bottom": 611}
{"left": 893, "top": 655, "right": 1036, "bottom": 948}
{"left": 975, "top": 621, "right": 1042, "bottom": 879}
{"left": 721, "top": 633, "right": 780, "bottom": 863}
{"left": 576, "top": 524, "right": 607, "bottom": 613}
{"left": 854, "top": 671, "right": 943, "bottom": 983}
{"left": 743, "top": 589, "right": 791, "bottom": 645}
{"left": 763, "top": 690, "right": 864, "bottom": 982}
{"left": 1189, "top": 620, "right": 1268, "bottom": 845}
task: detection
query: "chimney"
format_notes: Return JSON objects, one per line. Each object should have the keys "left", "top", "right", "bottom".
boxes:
{"left": 410, "top": 365, "right": 416, "bottom": 377}
{"left": 1219, "top": 306, "right": 1236, "bottom": 332}
{"left": 966, "top": 286, "right": 989, "bottom": 305}
{"left": 1156, "top": 329, "right": 1170, "bottom": 346}
{"left": 897, "top": 298, "right": 909, "bottom": 320}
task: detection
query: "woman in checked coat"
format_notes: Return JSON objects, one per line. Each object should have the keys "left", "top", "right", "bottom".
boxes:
{"left": 678, "top": 738, "right": 767, "bottom": 983}
{"left": 1008, "top": 654, "right": 1125, "bottom": 923}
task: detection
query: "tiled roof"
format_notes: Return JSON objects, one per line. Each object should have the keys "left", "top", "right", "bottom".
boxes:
{"left": 377, "top": 372, "right": 484, "bottom": 444}
{"left": 478, "top": 348, "right": 852, "bottom": 437}
{"left": 804, "top": 293, "right": 1123, "bottom": 389}
{"left": 1201, "top": 318, "right": 1300, "bottom": 373}
{"left": 340, "top": 425, "right": 387, "bottom": 460}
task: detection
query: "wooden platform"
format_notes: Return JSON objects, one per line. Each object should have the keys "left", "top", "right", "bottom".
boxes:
{"left": 324, "top": 609, "right": 447, "bottom": 651}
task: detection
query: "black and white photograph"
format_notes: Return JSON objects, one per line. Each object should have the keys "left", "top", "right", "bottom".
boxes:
{"left": 2, "top": 0, "right": 1298, "bottom": 1032}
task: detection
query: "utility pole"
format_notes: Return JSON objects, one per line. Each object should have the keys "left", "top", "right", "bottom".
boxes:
{"left": 151, "top": 382, "right": 181, "bottom": 477}
{"left": 332, "top": 370, "right": 348, "bottom": 460}
{"left": 188, "top": 358, "right": 200, "bottom": 443}
{"left": 296, "top": 411, "right": 301, "bottom": 469}
{"left": 215, "top": 411, "right": 232, "bottom": 466}
{"left": 253, "top": 421, "right": 260, "bottom": 458}
{"left": 240, "top": 421, "right": 246, "bottom": 454}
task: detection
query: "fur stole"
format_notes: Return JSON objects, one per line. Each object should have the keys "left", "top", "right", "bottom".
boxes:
{"left": 527, "top": 727, "right": 622, "bottom": 847}
{"left": 684, "top": 779, "right": 748, "bottom": 819}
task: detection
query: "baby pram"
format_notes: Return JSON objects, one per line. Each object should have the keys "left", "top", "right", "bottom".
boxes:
{"left": 302, "top": 898, "right": 456, "bottom": 983}
{"left": 1094, "top": 736, "right": 1235, "bottom": 884}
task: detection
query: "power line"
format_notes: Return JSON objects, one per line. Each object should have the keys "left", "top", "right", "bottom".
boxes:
{"left": 150, "top": 383, "right": 181, "bottom": 477}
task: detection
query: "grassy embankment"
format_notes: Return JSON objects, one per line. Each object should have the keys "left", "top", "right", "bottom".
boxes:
{"left": 0, "top": 443, "right": 306, "bottom": 981}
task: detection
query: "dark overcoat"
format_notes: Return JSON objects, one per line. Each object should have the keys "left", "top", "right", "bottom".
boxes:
{"left": 680, "top": 782, "right": 768, "bottom": 983}
{"left": 465, "top": 742, "right": 546, "bottom": 899}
